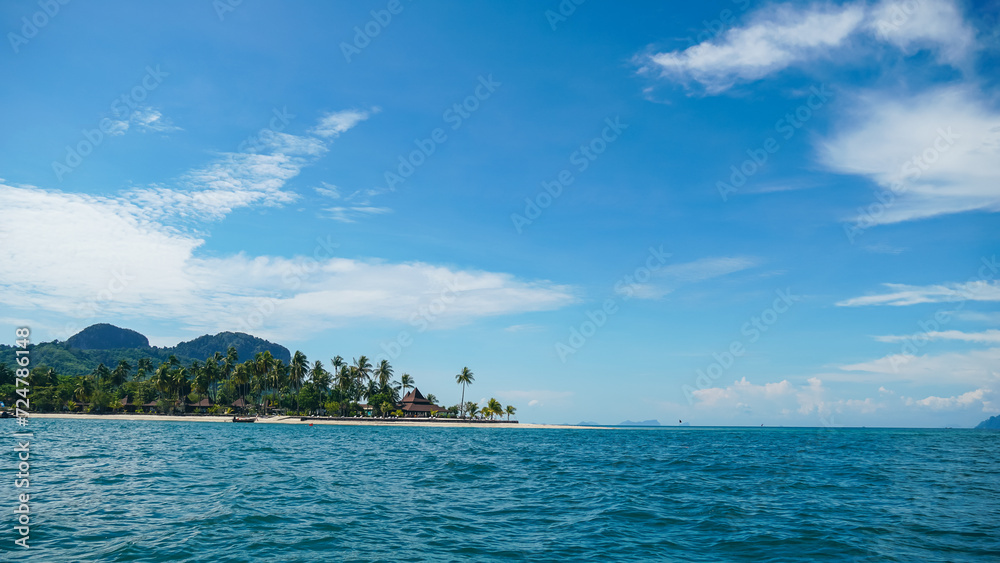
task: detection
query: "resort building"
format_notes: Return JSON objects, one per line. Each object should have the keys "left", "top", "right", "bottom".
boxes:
{"left": 398, "top": 388, "right": 447, "bottom": 417}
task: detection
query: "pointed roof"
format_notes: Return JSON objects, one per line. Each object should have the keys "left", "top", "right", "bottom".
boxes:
{"left": 399, "top": 388, "right": 445, "bottom": 412}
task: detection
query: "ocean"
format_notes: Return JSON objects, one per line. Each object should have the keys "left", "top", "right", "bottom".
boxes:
{"left": 2, "top": 420, "right": 999, "bottom": 562}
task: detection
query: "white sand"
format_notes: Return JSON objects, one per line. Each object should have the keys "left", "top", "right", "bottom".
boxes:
{"left": 28, "top": 413, "right": 602, "bottom": 429}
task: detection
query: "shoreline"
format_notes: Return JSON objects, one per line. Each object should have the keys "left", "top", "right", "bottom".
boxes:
{"left": 27, "top": 413, "right": 603, "bottom": 429}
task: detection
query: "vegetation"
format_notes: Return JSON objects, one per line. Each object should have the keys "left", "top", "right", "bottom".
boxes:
{"left": 0, "top": 346, "right": 517, "bottom": 422}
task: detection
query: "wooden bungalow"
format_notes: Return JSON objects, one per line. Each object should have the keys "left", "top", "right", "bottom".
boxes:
{"left": 397, "top": 388, "right": 447, "bottom": 418}
{"left": 186, "top": 397, "right": 213, "bottom": 414}
{"left": 118, "top": 395, "right": 139, "bottom": 413}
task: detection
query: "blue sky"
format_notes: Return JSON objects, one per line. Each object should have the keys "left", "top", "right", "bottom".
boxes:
{"left": 2, "top": 0, "right": 998, "bottom": 426}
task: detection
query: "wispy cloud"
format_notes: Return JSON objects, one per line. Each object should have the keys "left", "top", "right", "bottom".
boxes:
{"left": 820, "top": 86, "right": 1000, "bottom": 225}
{"left": 643, "top": 0, "right": 975, "bottom": 93}
{"left": 309, "top": 108, "right": 378, "bottom": 138}
{"left": 903, "top": 387, "right": 997, "bottom": 412}
{"left": 837, "top": 347, "right": 1000, "bottom": 384}
{"left": 131, "top": 106, "right": 182, "bottom": 133}
{"left": 314, "top": 182, "right": 341, "bottom": 199}
{"left": 321, "top": 206, "right": 392, "bottom": 223}
{"left": 0, "top": 109, "right": 576, "bottom": 341}
{"left": 645, "top": 3, "right": 865, "bottom": 93}
{"left": 837, "top": 281, "right": 1000, "bottom": 307}
{"left": 631, "top": 256, "right": 758, "bottom": 300}
{"left": 874, "top": 329, "right": 1000, "bottom": 344}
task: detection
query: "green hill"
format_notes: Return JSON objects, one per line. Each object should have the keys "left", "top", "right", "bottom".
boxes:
{"left": 172, "top": 331, "right": 290, "bottom": 364}
{"left": 65, "top": 323, "right": 149, "bottom": 350}
{"left": 0, "top": 324, "right": 290, "bottom": 376}
{"left": 975, "top": 415, "right": 1000, "bottom": 429}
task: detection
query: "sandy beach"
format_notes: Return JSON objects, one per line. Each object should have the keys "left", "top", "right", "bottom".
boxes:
{"left": 28, "top": 413, "right": 601, "bottom": 429}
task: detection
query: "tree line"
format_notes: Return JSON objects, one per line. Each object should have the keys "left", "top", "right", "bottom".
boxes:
{"left": 0, "top": 349, "right": 516, "bottom": 420}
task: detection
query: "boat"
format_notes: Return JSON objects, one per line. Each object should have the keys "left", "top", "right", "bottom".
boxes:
{"left": 232, "top": 416, "right": 256, "bottom": 423}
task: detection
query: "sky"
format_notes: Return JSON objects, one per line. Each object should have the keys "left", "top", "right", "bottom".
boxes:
{"left": 1, "top": 0, "right": 998, "bottom": 426}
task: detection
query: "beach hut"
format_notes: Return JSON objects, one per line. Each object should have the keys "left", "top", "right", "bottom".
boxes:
{"left": 187, "top": 397, "right": 213, "bottom": 414}
{"left": 398, "top": 388, "right": 447, "bottom": 418}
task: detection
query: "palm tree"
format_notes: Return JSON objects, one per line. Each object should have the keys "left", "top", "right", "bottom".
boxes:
{"left": 487, "top": 398, "right": 503, "bottom": 421}
{"left": 136, "top": 358, "right": 153, "bottom": 381}
{"left": 73, "top": 376, "right": 94, "bottom": 403}
{"left": 465, "top": 402, "right": 479, "bottom": 420}
{"left": 455, "top": 367, "right": 474, "bottom": 418}
{"left": 152, "top": 364, "right": 172, "bottom": 401}
{"left": 426, "top": 393, "right": 438, "bottom": 405}
{"left": 353, "top": 356, "right": 372, "bottom": 385}
{"left": 374, "top": 359, "right": 393, "bottom": 388}
{"left": 505, "top": 404, "right": 516, "bottom": 421}
{"left": 290, "top": 351, "right": 308, "bottom": 406}
{"left": 111, "top": 360, "right": 131, "bottom": 387}
{"left": 308, "top": 359, "right": 329, "bottom": 399}
{"left": 400, "top": 373, "right": 414, "bottom": 397}
{"left": 331, "top": 355, "right": 345, "bottom": 384}
{"left": 253, "top": 352, "right": 275, "bottom": 412}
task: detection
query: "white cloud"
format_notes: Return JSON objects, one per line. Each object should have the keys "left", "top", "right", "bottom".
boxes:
{"left": 903, "top": 387, "right": 997, "bottom": 412}
{"left": 875, "top": 329, "right": 1000, "bottom": 344}
{"left": 868, "top": 0, "right": 976, "bottom": 66}
{"left": 0, "top": 182, "right": 577, "bottom": 340}
{"left": 644, "top": 0, "right": 975, "bottom": 93}
{"left": 131, "top": 106, "right": 182, "bottom": 133}
{"left": 0, "top": 109, "right": 576, "bottom": 341}
{"left": 322, "top": 206, "right": 392, "bottom": 223}
{"left": 629, "top": 256, "right": 757, "bottom": 300}
{"left": 647, "top": 3, "right": 865, "bottom": 93}
{"left": 837, "top": 347, "right": 1000, "bottom": 385}
{"left": 837, "top": 281, "right": 1000, "bottom": 307}
{"left": 314, "top": 182, "right": 341, "bottom": 199}
{"left": 310, "top": 108, "right": 378, "bottom": 138}
{"left": 690, "top": 376, "right": 882, "bottom": 418}
{"left": 821, "top": 86, "right": 1000, "bottom": 224}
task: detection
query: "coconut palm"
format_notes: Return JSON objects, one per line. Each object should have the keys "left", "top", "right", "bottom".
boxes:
{"left": 455, "top": 367, "right": 475, "bottom": 418}
{"left": 374, "top": 359, "right": 393, "bottom": 388}
{"left": 400, "top": 373, "right": 414, "bottom": 397}
{"left": 353, "top": 356, "right": 373, "bottom": 385}
{"left": 426, "top": 393, "right": 438, "bottom": 405}
{"left": 290, "top": 352, "right": 308, "bottom": 410}
{"left": 465, "top": 402, "right": 479, "bottom": 420}
{"left": 136, "top": 358, "right": 153, "bottom": 381}
{"left": 505, "top": 404, "right": 516, "bottom": 421}
{"left": 487, "top": 398, "right": 503, "bottom": 421}
{"left": 111, "top": 360, "right": 131, "bottom": 388}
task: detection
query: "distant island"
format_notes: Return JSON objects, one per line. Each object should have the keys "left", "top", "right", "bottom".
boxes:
{"left": 619, "top": 419, "right": 661, "bottom": 427}
{"left": 0, "top": 324, "right": 516, "bottom": 423}
{"left": 975, "top": 415, "right": 1000, "bottom": 429}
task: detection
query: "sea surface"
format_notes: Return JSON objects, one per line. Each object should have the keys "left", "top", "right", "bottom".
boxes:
{"left": 1, "top": 420, "right": 999, "bottom": 562}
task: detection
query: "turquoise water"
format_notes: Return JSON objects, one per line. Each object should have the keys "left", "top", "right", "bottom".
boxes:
{"left": 2, "top": 421, "right": 999, "bottom": 562}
